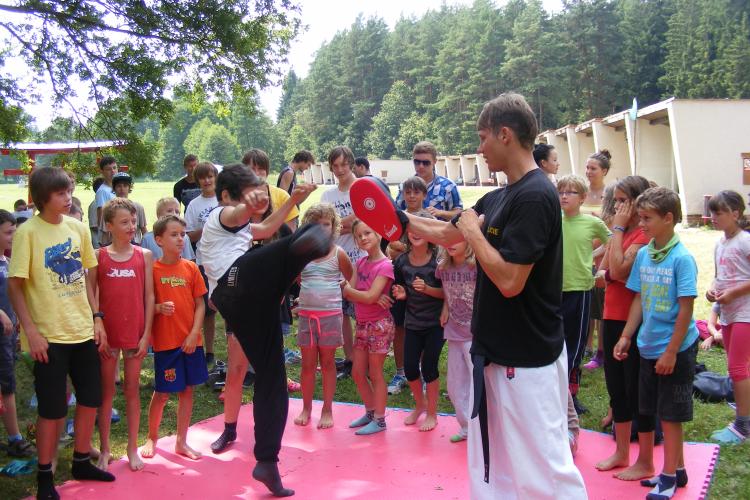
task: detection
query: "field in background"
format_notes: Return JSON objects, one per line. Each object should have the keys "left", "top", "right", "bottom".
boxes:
{"left": 2, "top": 181, "right": 746, "bottom": 499}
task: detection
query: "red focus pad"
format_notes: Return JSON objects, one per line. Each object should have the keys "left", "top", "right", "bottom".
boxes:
{"left": 350, "top": 177, "right": 405, "bottom": 242}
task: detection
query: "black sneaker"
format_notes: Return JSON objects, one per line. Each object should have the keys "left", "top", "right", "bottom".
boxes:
{"left": 572, "top": 395, "right": 588, "bottom": 415}
{"left": 336, "top": 360, "right": 352, "bottom": 380}
{"left": 243, "top": 371, "right": 256, "bottom": 388}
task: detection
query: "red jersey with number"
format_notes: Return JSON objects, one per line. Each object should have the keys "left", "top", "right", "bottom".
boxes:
{"left": 97, "top": 246, "right": 146, "bottom": 349}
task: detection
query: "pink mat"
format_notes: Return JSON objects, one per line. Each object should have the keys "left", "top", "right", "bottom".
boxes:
{"left": 53, "top": 399, "right": 719, "bottom": 499}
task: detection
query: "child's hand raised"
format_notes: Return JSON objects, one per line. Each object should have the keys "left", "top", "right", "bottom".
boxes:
{"left": 412, "top": 277, "right": 427, "bottom": 293}
{"left": 290, "top": 183, "right": 317, "bottom": 205}
{"left": 243, "top": 187, "right": 270, "bottom": 212}
{"left": 391, "top": 284, "right": 406, "bottom": 300}
{"left": 612, "top": 199, "right": 634, "bottom": 228}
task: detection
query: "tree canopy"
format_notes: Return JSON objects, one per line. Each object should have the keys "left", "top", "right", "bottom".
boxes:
{"left": 0, "top": 0, "right": 301, "bottom": 176}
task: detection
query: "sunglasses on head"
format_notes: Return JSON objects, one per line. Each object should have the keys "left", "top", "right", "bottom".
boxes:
{"left": 413, "top": 159, "right": 432, "bottom": 167}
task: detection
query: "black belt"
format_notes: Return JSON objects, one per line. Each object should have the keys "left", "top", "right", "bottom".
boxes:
{"left": 471, "top": 354, "right": 490, "bottom": 483}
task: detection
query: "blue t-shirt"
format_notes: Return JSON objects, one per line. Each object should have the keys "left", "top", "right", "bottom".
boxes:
{"left": 626, "top": 242, "right": 700, "bottom": 359}
{"left": 95, "top": 183, "right": 115, "bottom": 208}
{"left": 0, "top": 258, "right": 16, "bottom": 332}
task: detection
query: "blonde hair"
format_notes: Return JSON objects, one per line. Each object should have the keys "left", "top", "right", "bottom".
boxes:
{"left": 156, "top": 197, "right": 180, "bottom": 216}
{"left": 103, "top": 197, "right": 136, "bottom": 223}
{"left": 301, "top": 203, "right": 341, "bottom": 239}
{"left": 437, "top": 243, "right": 476, "bottom": 270}
{"left": 557, "top": 174, "right": 588, "bottom": 196}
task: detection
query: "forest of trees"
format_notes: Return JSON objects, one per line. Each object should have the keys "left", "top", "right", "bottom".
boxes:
{"left": 7, "top": 0, "right": 750, "bottom": 178}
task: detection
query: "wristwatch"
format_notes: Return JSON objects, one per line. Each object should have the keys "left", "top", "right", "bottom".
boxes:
{"left": 93, "top": 312, "right": 105, "bottom": 320}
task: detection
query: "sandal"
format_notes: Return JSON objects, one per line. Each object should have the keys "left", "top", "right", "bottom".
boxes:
{"left": 6, "top": 438, "right": 36, "bottom": 458}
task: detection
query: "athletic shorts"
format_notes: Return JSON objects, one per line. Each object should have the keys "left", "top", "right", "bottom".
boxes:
{"left": 34, "top": 340, "right": 102, "bottom": 419}
{"left": 390, "top": 299, "right": 406, "bottom": 328}
{"left": 154, "top": 347, "right": 208, "bottom": 393}
{"left": 639, "top": 342, "right": 697, "bottom": 423}
{"left": 355, "top": 315, "right": 395, "bottom": 354}
{"left": 297, "top": 311, "right": 343, "bottom": 348}
{"left": 0, "top": 331, "right": 17, "bottom": 395}
{"left": 590, "top": 286, "right": 604, "bottom": 321}
{"left": 198, "top": 265, "right": 216, "bottom": 317}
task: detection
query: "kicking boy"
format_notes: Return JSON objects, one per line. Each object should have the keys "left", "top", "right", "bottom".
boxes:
{"left": 185, "top": 161, "right": 220, "bottom": 366}
{"left": 140, "top": 215, "right": 208, "bottom": 461}
{"left": 0, "top": 210, "right": 36, "bottom": 459}
{"left": 614, "top": 187, "right": 700, "bottom": 500}
{"left": 203, "top": 164, "right": 328, "bottom": 497}
{"left": 96, "top": 198, "right": 154, "bottom": 471}
{"left": 141, "top": 197, "right": 195, "bottom": 261}
{"left": 8, "top": 167, "right": 115, "bottom": 500}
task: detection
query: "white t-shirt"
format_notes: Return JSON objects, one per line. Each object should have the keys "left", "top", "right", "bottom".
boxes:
{"left": 185, "top": 195, "right": 219, "bottom": 264}
{"left": 714, "top": 230, "right": 750, "bottom": 324}
{"left": 198, "top": 207, "right": 254, "bottom": 295}
{"left": 320, "top": 186, "right": 366, "bottom": 263}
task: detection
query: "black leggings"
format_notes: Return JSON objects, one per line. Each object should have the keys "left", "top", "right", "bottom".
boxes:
{"left": 211, "top": 224, "right": 331, "bottom": 462}
{"left": 602, "top": 319, "right": 655, "bottom": 432}
{"left": 404, "top": 325, "right": 445, "bottom": 384}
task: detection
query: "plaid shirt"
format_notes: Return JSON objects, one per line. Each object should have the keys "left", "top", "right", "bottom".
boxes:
{"left": 396, "top": 174, "right": 463, "bottom": 218}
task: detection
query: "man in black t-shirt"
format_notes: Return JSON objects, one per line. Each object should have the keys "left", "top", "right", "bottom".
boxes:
{"left": 173, "top": 154, "right": 201, "bottom": 210}
{"left": 403, "top": 94, "right": 587, "bottom": 499}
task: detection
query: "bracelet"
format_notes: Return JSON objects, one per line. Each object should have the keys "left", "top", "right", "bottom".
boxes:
{"left": 613, "top": 225, "right": 626, "bottom": 233}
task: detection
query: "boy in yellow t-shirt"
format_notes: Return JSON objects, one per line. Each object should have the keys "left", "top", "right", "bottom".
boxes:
{"left": 8, "top": 167, "right": 115, "bottom": 499}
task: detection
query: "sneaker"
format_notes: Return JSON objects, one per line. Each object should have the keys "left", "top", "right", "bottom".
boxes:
{"left": 336, "top": 360, "right": 353, "bottom": 380}
{"left": 572, "top": 395, "right": 588, "bottom": 415}
{"left": 287, "top": 378, "right": 301, "bottom": 392}
{"left": 387, "top": 374, "right": 407, "bottom": 395}
{"left": 711, "top": 424, "right": 747, "bottom": 444}
{"left": 284, "top": 348, "right": 302, "bottom": 365}
{"left": 583, "top": 352, "right": 603, "bottom": 371}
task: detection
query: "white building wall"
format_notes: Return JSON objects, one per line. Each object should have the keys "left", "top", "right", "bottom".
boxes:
{"left": 668, "top": 100, "right": 750, "bottom": 216}
{"left": 592, "top": 122, "right": 631, "bottom": 181}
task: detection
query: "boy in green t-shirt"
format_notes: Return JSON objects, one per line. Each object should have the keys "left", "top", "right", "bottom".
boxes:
{"left": 8, "top": 167, "right": 115, "bottom": 499}
{"left": 559, "top": 174, "right": 611, "bottom": 408}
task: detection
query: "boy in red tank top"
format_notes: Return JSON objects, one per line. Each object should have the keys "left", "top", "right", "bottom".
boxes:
{"left": 96, "top": 198, "right": 155, "bottom": 471}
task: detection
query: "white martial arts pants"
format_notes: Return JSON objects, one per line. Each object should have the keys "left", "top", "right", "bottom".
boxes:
{"left": 468, "top": 349, "right": 588, "bottom": 500}
{"left": 446, "top": 340, "right": 473, "bottom": 437}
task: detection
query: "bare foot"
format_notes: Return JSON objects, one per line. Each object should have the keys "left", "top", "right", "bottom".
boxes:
{"left": 595, "top": 452, "right": 629, "bottom": 471}
{"left": 294, "top": 408, "right": 311, "bottom": 426}
{"left": 317, "top": 409, "right": 334, "bottom": 429}
{"left": 89, "top": 447, "right": 101, "bottom": 460}
{"left": 140, "top": 438, "right": 157, "bottom": 458}
{"left": 419, "top": 414, "right": 438, "bottom": 432}
{"left": 96, "top": 450, "right": 111, "bottom": 471}
{"left": 404, "top": 406, "right": 425, "bottom": 426}
{"left": 127, "top": 448, "right": 145, "bottom": 471}
{"left": 614, "top": 461, "right": 654, "bottom": 481}
{"left": 175, "top": 441, "right": 202, "bottom": 460}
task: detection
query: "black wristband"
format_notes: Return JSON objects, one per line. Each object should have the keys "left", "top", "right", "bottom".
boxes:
{"left": 93, "top": 311, "right": 105, "bottom": 320}
{"left": 450, "top": 211, "right": 462, "bottom": 228}
{"left": 397, "top": 210, "right": 409, "bottom": 231}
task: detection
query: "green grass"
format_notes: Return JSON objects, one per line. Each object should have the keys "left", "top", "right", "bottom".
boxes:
{"left": 0, "top": 182, "right": 748, "bottom": 498}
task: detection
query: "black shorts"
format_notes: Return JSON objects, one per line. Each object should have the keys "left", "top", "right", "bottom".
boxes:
{"left": 0, "top": 331, "right": 17, "bottom": 395}
{"left": 34, "top": 340, "right": 102, "bottom": 419}
{"left": 639, "top": 342, "right": 697, "bottom": 423}
{"left": 198, "top": 265, "right": 216, "bottom": 317}
{"left": 590, "top": 286, "right": 604, "bottom": 321}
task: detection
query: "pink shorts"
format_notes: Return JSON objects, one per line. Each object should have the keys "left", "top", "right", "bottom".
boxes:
{"left": 354, "top": 316, "right": 395, "bottom": 354}
{"left": 297, "top": 310, "right": 343, "bottom": 348}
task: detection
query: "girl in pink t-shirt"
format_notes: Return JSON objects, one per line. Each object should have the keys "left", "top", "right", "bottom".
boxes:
{"left": 342, "top": 220, "right": 394, "bottom": 435}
